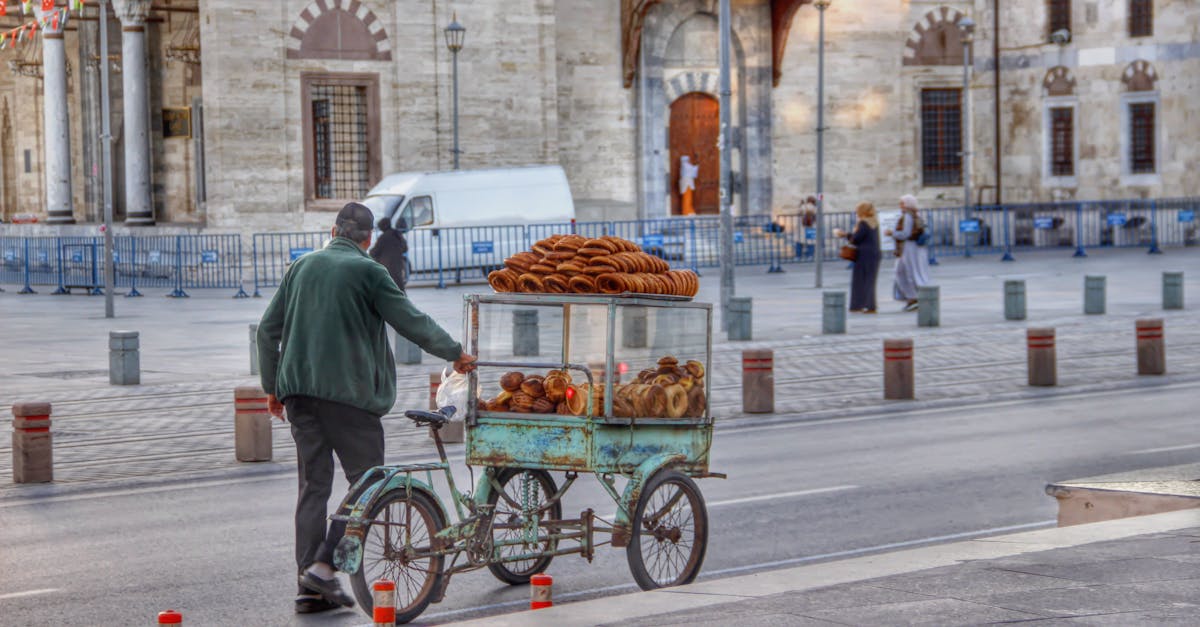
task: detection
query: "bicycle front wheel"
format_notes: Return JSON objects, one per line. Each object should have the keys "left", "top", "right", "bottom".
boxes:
{"left": 350, "top": 489, "right": 446, "bottom": 624}
{"left": 626, "top": 469, "right": 708, "bottom": 590}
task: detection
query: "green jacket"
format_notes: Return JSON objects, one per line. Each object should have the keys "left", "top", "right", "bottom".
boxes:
{"left": 257, "top": 237, "right": 462, "bottom": 416}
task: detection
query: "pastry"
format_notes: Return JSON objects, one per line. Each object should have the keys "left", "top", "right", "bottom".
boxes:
{"left": 555, "top": 401, "right": 570, "bottom": 415}
{"left": 576, "top": 246, "right": 610, "bottom": 257}
{"left": 685, "top": 385, "right": 706, "bottom": 418}
{"left": 487, "top": 268, "right": 520, "bottom": 293}
{"left": 518, "top": 273, "right": 545, "bottom": 292}
{"left": 658, "top": 356, "right": 679, "bottom": 368}
{"left": 677, "top": 375, "right": 696, "bottom": 391}
{"left": 553, "top": 236, "right": 586, "bottom": 252}
{"left": 500, "top": 371, "right": 525, "bottom": 392}
{"left": 532, "top": 397, "right": 556, "bottom": 414}
{"left": 505, "top": 252, "right": 539, "bottom": 273}
{"left": 643, "top": 384, "right": 668, "bottom": 417}
{"left": 568, "top": 275, "right": 597, "bottom": 293}
{"left": 565, "top": 384, "right": 587, "bottom": 415}
{"left": 546, "top": 250, "right": 576, "bottom": 262}
{"left": 556, "top": 261, "right": 585, "bottom": 276}
{"left": 529, "top": 263, "right": 557, "bottom": 275}
{"left": 582, "top": 263, "right": 618, "bottom": 276}
{"left": 664, "top": 384, "right": 688, "bottom": 418}
{"left": 511, "top": 391, "right": 535, "bottom": 412}
{"left": 542, "top": 274, "right": 570, "bottom": 293}
{"left": 684, "top": 360, "right": 705, "bottom": 379}
{"left": 520, "top": 376, "right": 546, "bottom": 398}
{"left": 543, "top": 371, "right": 571, "bottom": 402}
{"left": 653, "top": 373, "right": 677, "bottom": 387}
{"left": 596, "top": 273, "right": 627, "bottom": 295}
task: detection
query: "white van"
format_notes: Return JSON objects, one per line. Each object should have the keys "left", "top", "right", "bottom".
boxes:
{"left": 361, "top": 165, "right": 576, "bottom": 281}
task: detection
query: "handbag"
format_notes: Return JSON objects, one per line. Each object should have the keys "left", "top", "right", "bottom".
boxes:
{"left": 839, "top": 244, "right": 857, "bottom": 261}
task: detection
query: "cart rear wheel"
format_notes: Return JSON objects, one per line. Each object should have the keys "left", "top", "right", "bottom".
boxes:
{"left": 626, "top": 469, "right": 707, "bottom": 590}
{"left": 351, "top": 489, "right": 446, "bottom": 624}
{"left": 486, "top": 468, "right": 562, "bottom": 584}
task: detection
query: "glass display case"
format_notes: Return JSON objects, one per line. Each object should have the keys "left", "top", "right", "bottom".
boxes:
{"left": 463, "top": 293, "right": 713, "bottom": 474}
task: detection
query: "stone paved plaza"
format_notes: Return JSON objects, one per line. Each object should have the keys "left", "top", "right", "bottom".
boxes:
{"left": 1, "top": 247, "right": 1197, "bottom": 498}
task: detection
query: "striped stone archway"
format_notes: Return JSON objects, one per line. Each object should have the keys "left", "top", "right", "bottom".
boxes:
{"left": 286, "top": 0, "right": 392, "bottom": 61}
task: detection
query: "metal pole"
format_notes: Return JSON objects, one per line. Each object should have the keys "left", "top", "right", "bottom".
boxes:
{"left": 718, "top": 0, "right": 734, "bottom": 330}
{"left": 100, "top": 0, "right": 115, "bottom": 318}
{"left": 962, "top": 35, "right": 972, "bottom": 229}
{"left": 814, "top": 2, "right": 827, "bottom": 288}
{"left": 452, "top": 49, "right": 460, "bottom": 170}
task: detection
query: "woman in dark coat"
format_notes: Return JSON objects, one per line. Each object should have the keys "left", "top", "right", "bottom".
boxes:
{"left": 835, "top": 202, "right": 881, "bottom": 313}
{"left": 370, "top": 217, "right": 409, "bottom": 289}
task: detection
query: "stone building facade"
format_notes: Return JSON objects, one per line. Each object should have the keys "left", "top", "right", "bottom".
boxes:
{"left": 0, "top": 0, "right": 1195, "bottom": 232}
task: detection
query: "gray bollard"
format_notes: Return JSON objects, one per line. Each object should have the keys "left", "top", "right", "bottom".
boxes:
{"left": 109, "top": 330, "right": 140, "bottom": 385}
{"left": 917, "top": 285, "right": 940, "bottom": 327}
{"left": 728, "top": 297, "right": 752, "bottom": 341}
{"left": 234, "top": 386, "right": 272, "bottom": 462}
{"left": 742, "top": 349, "right": 774, "bottom": 414}
{"left": 1136, "top": 319, "right": 1165, "bottom": 375}
{"left": 883, "top": 339, "right": 914, "bottom": 400}
{"left": 1027, "top": 328, "right": 1057, "bottom": 386}
{"left": 1004, "top": 280, "right": 1027, "bottom": 321}
{"left": 12, "top": 402, "right": 53, "bottom": 483}
{"left": 249, "top": 323, "right": 260, "bottom": 376}
{"left": 1084, "top": 275, "right": 1106, "bottom": 314}
{"left": 622, "top": 306, "right": 648, "bottom": 348}
{"left": 394, "top": 332, "right": 423, "bottom": 365}
{"left": 513, "top": 309, "right": 540, "bottom": 356}
{"left": 822, "top": 291, "right": 846, "bottom": 334}
{"left": 1163, "top": 272, "right": 1183, "bottom": 310}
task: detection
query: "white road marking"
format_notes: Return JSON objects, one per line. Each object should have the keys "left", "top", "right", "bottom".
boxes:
{"left": 1125, "top": 442, "right": 1200, "bottom": 455}
{"left": 0, "top": 588, "right": 60, "bottom": 601}
{"left": 0, "top": 474, "right": 290, "bottom": 509}
{"left": 416, "top": 520, "right": 1058, "bottom": 623}
{"left": 706, "top": 485, "right": 858, "bottom": 508}
{"left": 703, "top": 519, "right": 1058, "bottom": 578}
{"left": 595, "top": 485, "right": 858, "bottom": 521}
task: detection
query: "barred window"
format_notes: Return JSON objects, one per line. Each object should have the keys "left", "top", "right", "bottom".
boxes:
{"left": 1047, "top": 0, "right": 1071, "bottom": 39}
{"left": 302, "top": 73, "right": 381, "bottom": 205}
{"left": 1129, "top": 102, "right": 1155, "bottom": 174}
{"left": 1050, "top": 107, "right": 1074, "bottom": 176}
{"left": 1128, "top": 0, "right": 1152, "bottom": 37}
{"left": 920, "top": 88, "right": 962, "bottom": 186}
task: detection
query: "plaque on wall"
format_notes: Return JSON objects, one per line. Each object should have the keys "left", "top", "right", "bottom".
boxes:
{"left": 162, "top": 107, "right": 192, "bottom": 138}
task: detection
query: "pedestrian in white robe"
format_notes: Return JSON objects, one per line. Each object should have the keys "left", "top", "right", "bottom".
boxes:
{"left": 885, "top": 194, "right": 931, "bottom": 311}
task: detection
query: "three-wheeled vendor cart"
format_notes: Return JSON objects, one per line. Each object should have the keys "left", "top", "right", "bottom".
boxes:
{"left": 331, "top": 293, "right": 720, "bottom": 623}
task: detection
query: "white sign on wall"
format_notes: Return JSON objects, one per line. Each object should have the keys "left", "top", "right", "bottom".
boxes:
{"left": 879, "top": 210, "right": 901, "bottom": 252}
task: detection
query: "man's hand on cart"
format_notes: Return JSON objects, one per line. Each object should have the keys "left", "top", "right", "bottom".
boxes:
{"left": 267, "top": 394, "right": 286, "bottom": 422}
{"left": 453, "top": 352, "right": 478, "bottom": 374}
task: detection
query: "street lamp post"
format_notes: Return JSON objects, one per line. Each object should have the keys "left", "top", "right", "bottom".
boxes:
{"left": 443, "top": 14, "right": 466, "bottom": 170}
{"left": 958, "top": 16, "right": 975, "bottom": 257}
{"left": 813, "top": 0, "right": 830, "bottom": 288}
{"left": 100, "top": 0, "right": 116, "bottom": 318}
{"left": 718, "top": 0, "right": 734, "bottom": 331}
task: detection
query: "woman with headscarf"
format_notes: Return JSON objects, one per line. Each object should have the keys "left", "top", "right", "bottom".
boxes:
{"left": 885, "top": 194, "right": 931, "bottom": 311}
{"left": 370, "top": 217, "right": 409, "bottom": 290}
{"left": 834, "top": 202, "right": 882, "bottom": 313}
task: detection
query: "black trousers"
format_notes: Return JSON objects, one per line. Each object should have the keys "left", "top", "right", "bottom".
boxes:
{"left": 286, "top": 396, "right": 385, "bottom": 584}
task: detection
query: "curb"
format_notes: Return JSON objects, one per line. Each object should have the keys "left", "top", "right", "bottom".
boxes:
{"left": 447, "top": 509, "right": 1200, "bottom": 626}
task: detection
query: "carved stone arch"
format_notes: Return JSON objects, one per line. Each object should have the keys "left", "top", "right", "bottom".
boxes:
{"left": 1122, "top": 60, "right": 1157, "bottom": 92}
{"left": 1043, "top": 66, "right": 1076, "bottom": 96}
{"left": 286, "top": 0, "right": 392, "bottom": 61}
{"left": 902, "top": 6, "right": 969, "bottom": 66}
{"left": 665, "top": 71, "right": 720, "bottom": 103}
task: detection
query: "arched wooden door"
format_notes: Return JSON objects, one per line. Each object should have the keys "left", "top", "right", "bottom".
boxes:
{"left": 669, "top": 93, "right": 719, "bottom": 215}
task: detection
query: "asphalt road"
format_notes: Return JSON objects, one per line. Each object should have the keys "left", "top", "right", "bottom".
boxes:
{"left": 1, "top": 383, "right": 1197, "bottom": 626}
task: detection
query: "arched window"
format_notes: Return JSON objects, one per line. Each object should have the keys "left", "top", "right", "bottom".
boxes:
{"left": 287, "top": 0, "right": 392, "bottom": 61}
{"left": 1121, "top": 61, "right": 1159, "bottom": 179}
{"left": 903, "top": 7, "right": 970, "bottom": 66}
{"left": 1042, "top": 67, "right": 1077, "bottom": 182}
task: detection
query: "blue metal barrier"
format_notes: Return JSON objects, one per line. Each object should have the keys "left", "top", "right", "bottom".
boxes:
{"left": 251, "top": 232, "right": 328, "bottom": 297}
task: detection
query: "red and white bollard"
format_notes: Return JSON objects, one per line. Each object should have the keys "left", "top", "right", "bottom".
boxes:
{"left": 428, "top": 371, "right": 442, "bottom": 410}
{"left": 11, "top": 402, "right": 53, "bottom": 483}
{"left": 530, "top": 573, "right": 553, "bottom": 610}
{"left": 372, "top": 580, "right": 396, "bottom": 626}
{"left": 157, "top": 609, "right": 182, "bottom": 625}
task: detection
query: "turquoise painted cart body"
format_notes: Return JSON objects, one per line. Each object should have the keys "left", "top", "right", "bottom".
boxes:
{"left": 331, "top": 293, "right": 720, "bottom": 623}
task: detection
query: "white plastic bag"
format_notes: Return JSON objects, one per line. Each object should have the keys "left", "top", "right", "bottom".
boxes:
{"left": 435, "top": 367, "right": 475, "bottom": 417}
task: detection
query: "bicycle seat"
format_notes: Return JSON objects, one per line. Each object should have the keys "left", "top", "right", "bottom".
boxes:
{"left": 405, "top": 406, "right": 455, "bottom": 428}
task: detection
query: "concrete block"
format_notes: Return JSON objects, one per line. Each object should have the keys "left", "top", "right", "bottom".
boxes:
{"left": 822, "top": 291, "right": 846, "bottom": 334}
{"left": 109, "top": 330, "right": 140, "bottom": 385}
{"left": 728, "top": 297, "right": 752, "bottom": 341}
{"left": 1004, "top": 280, "right": 1026, "bottom": 321}
{"left": 917, "top": 285, "right": 940, "bottom": 327}
{"left": 1084, "top": 276, "right": 1106, "bottom": 315}
{"left": 1162, "top": 271, "right": 1183, "bottom": 310}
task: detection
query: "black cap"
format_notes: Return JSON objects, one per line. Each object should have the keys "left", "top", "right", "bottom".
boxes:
{"left": 335, "top": 202, "right": 375, "bottom": 233}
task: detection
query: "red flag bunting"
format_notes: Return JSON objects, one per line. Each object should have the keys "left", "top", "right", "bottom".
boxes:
{"left": 0, "top": 1, "right": 7, "bottom": 18}
{"left": 41, "top": 0, "right": 53, "bottom": 12}
{"left": 50, "top": 10, "right": 57, "bottom": 30}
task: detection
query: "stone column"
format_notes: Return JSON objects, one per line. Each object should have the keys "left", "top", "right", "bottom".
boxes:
{"left": 37, "top": 8, "right": 74, "bottom": 224}
{"left": 114, "top": 0, "right": 153, "bottom": 225}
